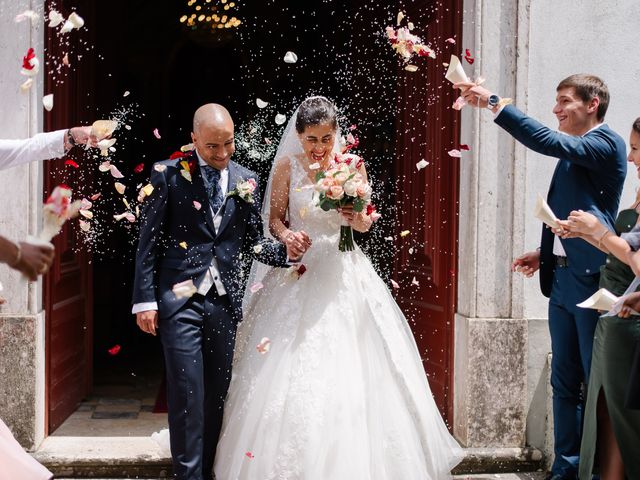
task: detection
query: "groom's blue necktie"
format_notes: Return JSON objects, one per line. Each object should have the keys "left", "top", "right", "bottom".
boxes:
{"left": 202, "top": 165, "right": 224, "bottom": 214}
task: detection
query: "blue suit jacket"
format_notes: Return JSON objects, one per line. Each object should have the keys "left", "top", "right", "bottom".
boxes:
{"left": 495, "top": 105, "right": 627, "bottom": 297}
{"left": 132, "top": 153, "right": 288, "bottom": 320}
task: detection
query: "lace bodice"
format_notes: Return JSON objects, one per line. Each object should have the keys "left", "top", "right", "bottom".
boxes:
{"left": 287, "top": 155, "right": 343, "bottom": 245}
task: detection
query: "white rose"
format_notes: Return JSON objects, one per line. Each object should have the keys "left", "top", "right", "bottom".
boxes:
{"left": 343, "top": 180, "right": 357, "bottom": 197}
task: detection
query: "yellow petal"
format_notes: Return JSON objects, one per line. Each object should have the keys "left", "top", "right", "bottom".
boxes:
{"left": 400, "top": 230, "right": 410, "bottom": 237}
{"left": 142, "top": 184, "right": 154, "bottom": 196}
{"left": 114, "top": 182, "right": 126, "bottom": 194}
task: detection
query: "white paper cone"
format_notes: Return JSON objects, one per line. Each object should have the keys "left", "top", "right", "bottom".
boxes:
{"left": 533, "top": 193, "right": 560, "bottom": 229}
{"left": 577, "top": 288, "right": 618, "bottom": 311}
{"left": 445, "top": 55, "right": 469, "bottom": 84}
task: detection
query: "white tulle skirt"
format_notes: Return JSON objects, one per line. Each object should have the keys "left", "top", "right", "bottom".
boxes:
{"left": 214, "top": 238, "right": 464, "bottom": 480}
{"left": 0, "top": 419, "right": 52, "bottom": 480}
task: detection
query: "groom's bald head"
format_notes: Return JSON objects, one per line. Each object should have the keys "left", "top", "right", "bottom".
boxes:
{"left": 193, "top": 103, "right": 233, "bottom": 134}
{"left": 191, "top": 103, "right": 235, "bottom": 170}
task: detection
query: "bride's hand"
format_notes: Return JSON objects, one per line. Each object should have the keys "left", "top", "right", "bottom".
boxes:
{"left": 339, "top": 205, "right": 372, "bottom": 233}
{"left": 284, "top": 230, "right": 312, "bottom": 260}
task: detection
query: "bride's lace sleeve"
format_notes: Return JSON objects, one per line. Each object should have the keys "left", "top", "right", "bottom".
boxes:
{"left": 268, "top": 156, "right": 291, "bottom": 241}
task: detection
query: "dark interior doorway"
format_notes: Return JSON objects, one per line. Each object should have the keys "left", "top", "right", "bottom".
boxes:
{"left": 87, "top": 0, "right": 401, "bottom": 413}
{"left": 46, "top": 0, "right": 461, "bottom": 432}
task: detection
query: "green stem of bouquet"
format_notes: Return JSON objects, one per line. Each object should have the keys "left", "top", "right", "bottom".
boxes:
{"left": 339, "top": 225, "right": 355, "bottom": 252}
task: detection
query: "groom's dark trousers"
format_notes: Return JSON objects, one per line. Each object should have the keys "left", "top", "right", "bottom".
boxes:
{"left": 160, "top": 289, "right": 235, "bottom": 480}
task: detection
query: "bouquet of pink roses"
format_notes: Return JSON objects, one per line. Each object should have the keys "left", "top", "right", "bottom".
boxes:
{"left": 314, "top": 152, "right": 373, "bottom": 251}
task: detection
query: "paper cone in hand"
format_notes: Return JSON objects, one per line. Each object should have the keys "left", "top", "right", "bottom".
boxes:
{"left": 577, "top": 288, "right": 618, "bottom": 311}
{"left": 533, "top": 193, "right": 560, "bottom": 229}
{"left": 445, "top": 55, "right": 469, "bottom": 84}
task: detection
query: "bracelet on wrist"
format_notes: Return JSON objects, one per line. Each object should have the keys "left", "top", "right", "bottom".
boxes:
{"left": 9, "top": 243, "right": 22, "bottom": 267}
{"left": 597, "top": 229, "right": 611, "bottom": 247}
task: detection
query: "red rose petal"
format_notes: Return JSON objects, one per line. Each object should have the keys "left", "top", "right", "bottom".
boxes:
{"left": 134, "top": 162, "right": 144, "bottom": 174}
{"left": 460, "top": 144, "right": 470, "bottom": 151}
{"left": 65, "top": 159, "right": 79, "bottom": 168}
{"left": 108, "top": 344, "right": 121, "bottom": 356}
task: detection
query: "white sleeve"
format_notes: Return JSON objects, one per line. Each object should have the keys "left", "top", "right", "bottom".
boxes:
{"left": 132, "top": 302, "right": 159, "bottom": 314}
{"left": 0, "top": 130, "right": 67, "bottom": 171}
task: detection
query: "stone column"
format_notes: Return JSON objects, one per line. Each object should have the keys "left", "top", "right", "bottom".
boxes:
{"left": 0, "top": 0, "right": 47, "bottom": 450}
{"left": 455, "top": 0, "right": 550, "bottom": 450}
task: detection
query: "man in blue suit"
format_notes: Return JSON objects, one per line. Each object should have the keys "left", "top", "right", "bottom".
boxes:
{"left": 456, "top": 75, "right": 627, "bottom": 479}
{"left": 132, "top": 104, "right": 310, "bottom": 480}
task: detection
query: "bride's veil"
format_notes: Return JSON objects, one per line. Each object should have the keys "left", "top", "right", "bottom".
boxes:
{"left": 241, "top": 96, "right": 341, "bottom": 313}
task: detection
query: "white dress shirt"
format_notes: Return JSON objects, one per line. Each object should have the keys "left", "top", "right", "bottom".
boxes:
{"left": 132, "top": 152, "right": 229, "bottom": 314}
{"left": 0, "top": 130, "right": 66, "bottom": 171}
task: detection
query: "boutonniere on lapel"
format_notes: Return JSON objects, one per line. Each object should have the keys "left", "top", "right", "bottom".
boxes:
{"left": 227, "top": 178, "right": 257, "bottom": 204}
{"left": 179, "top": 158, "right": 197, "bottom": 183}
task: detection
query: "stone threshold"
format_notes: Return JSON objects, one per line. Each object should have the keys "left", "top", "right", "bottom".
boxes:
{"left": 35, "top": 437, "right": 544, "bottom": 478}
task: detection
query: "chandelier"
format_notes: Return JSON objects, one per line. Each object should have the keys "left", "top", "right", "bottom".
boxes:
{"left": 179, "top": 0, "right": 241, "bottom": 31}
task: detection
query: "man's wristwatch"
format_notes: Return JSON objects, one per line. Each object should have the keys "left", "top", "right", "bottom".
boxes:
{"left": 66, "top": 129, "right": 77, "bottom": 147}
{"left": 487, "top": 94, "right": 501, "bottom": 109}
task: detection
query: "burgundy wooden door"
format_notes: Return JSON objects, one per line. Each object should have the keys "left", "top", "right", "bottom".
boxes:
{"left": 44, "top": 0, "right": 95, "bottom": 434}
{"left": 393, "top": 0, "right": 462, "bottom": 426}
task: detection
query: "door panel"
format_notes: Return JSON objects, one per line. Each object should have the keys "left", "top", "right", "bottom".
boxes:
{"left": 44, "top": 0, "right": 95, "bottom": 434}
{"left": 393, "top": 0, "right": 462, "bottom": 426}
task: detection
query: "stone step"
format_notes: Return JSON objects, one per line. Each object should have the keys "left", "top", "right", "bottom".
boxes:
{"left": 36, "top": 437, "right": 544, "bottom": 478}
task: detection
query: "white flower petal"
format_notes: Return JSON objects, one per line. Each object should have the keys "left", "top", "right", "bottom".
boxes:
{"left": 283, "top": 51, "right": 298, "bottom": 64}
{"left": 252, "top": 244, "right": 263, "bottom": 254}
{"left": 448, "top": 149, "right": 462, "bottom": 158}
{"left": 43, "top": 94, "right": 54, "bottom": 112}
{"left": 275, "top": 114, "right": 287, "bottom": 125}
{"left": 416, "top": 159, "right": 429, "bottom": 171}
{"left": 19, "top": 78, "right": 33, "bottom": 92}
{"left": 15, "top": 10, "right": 39, "bottom": 24}
{"left": 404, "top": 64, "right": 418, "bottom": 72}
{"left": 48, "top": 10, "right": 64, "bottom": 27}
{"left": 98, "top": 161, "right": 112, "bottom": 172}
{"left": 256, "top": 98, "right": 268, "bottom": 108}
{"left": 68, "top": 12, "right": 84, "bottom": 29}
{"left": 172, "top": 279, "right": 198, "bottom": 299}
{"left": 60, "top": 20, "right": 74, "bottom": 33}
{"left": 154, "top": 164, "right": 167, "bottom": 172}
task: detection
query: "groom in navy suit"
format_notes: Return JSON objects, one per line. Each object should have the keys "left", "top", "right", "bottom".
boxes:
{"left": 456, "top": 75, "right": 627, "bottom": 479}
{"left": 132, "top": 104, "right": 310, "bottom": 480}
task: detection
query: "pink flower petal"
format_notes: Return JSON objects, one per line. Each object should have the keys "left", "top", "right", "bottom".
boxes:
{"left": 193, "top": 201, "right": 202, "bottom": 210}
{"left": 447, "top": 149, "right": 462, "bottom": 158}
{"left": 110, "top": 165, "right": 124, "bottom": 178}
{"left": 445, "top": 37, "right": 456, "bottom": 44}
{"left": 391, "top": 279, "right": 400, "bottom": 289}
{"left": 250, "top": 282, "right": 264, "bottom": 294}
{"left": 256, "top": 337, "right": 271, "bottom": 354}
{"left": 153, "top": 128, "right": 161, "bottom": 139}
{"left": 411, "top": 276, "right": 420, "bottom": 286}
{"left": 452, "top": 96, "right": 466, "bottom": 111}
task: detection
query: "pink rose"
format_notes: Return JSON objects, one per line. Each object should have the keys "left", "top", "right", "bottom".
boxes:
{"left": 327, "top": 185, "right": 344, "bottom": 200}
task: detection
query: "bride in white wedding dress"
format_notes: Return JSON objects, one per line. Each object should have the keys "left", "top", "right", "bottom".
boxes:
{"left": 214, "top": 96, "right": 463, "bottom": 479}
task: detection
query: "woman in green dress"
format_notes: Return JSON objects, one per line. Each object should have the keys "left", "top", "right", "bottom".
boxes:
{"left": 560, "top": 118, "right": 640, "bottom": 480}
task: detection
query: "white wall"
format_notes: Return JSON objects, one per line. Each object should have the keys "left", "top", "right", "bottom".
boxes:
{"left": 521, "top": 0, "right": 640, "bottom": 319}
{"left": 0, "top": 0, "right": 44, "bottom": 315}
